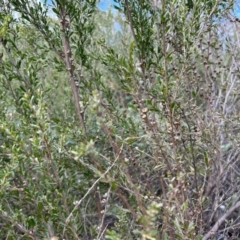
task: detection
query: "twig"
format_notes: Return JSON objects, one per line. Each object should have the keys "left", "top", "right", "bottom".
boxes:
{"left": 0, "top": 212, "right": 39, "bottom": 239}
{"left": 96, "top": 188, "right": 111, "bottom": 240}
{"left": 63, "top": 145, "right": 123, "bottom": 235}
{"left": 58, "top": 5, "right": 86, "bottom": 133}
{"left": 202, "top": 201, "right": 240, "bottom": 240}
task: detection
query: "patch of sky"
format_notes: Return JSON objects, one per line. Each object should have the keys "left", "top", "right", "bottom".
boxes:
{"left": 45, "top": 0, "right": 115, "bottom": 11}
{"left": 114, "top": 22, "right": 121, "bottom": 31}
{"left": 232, "top": 1, "right": 240, "bottom": 18}
{"left": 98, "top": 0, "right": 113, "bottom": 10}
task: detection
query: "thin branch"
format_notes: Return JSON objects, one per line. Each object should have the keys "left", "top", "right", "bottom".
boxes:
{"left": 63, "top": 145, "right": 123, "bottom": 235}
{"left": 0, "top": 212, "right": 39, "bottom": 240}
{"left": 58, "top": 6, "right": 86, "bottom": 133}
{"left": 96, "top": 188, "right": 111, "bottom": 240}
{"left": 202, "top": 201, "right": 240, "bottom": 240}
{"left": 1, "top": 43, "right": 30, "bottom": 87}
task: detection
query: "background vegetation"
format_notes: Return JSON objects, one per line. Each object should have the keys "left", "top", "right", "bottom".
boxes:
{"left": 0, "top": 0, "right": 240, "bottom": 239}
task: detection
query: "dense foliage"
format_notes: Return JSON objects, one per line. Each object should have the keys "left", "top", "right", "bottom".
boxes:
{"left": 0, "top": 0, "right": 240, "bottom": 239}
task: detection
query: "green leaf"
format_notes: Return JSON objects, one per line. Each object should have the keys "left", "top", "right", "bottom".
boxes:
{"left": 203, "top": 151, "right": 209, "bottom": 167}
{"left": 51, "top": 8, "right": 59, "bottom": 16}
